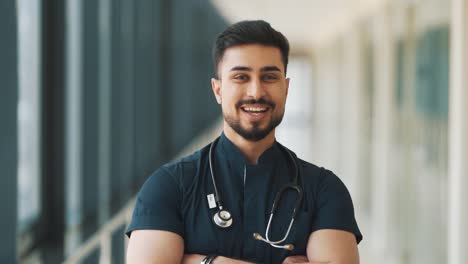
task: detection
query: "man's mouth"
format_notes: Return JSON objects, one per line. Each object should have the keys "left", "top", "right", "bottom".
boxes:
{"left": 241, "top": 106, "right": 269, "bottom": 113}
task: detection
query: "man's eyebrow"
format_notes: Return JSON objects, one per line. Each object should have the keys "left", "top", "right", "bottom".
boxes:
{"left": 229, "top": 66, "right": 282, "bottom": 72}
{"left": 260, "top": 66, "right": 281, "bottom": 72}
{"left": 230, "top": 66, "right": 252, "bottom": 72}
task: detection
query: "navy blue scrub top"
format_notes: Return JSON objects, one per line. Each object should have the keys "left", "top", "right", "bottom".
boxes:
{"left": 126, "top": 133, "right": 362, "bottom": 264}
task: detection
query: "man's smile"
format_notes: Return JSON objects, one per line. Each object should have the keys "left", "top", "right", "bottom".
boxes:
{"left": 239, "top": 104, "right": 271, "bottom": 122}
{"left": 236, "top": 98, "right": 275, "bottom": 121}
{"left": 240, "top": 105, "right": 269, "bottom": 113}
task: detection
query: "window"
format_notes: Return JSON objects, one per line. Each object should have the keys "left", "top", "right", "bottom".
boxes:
{"left": 17, "top": 0, "right": 42, "bottom": 232}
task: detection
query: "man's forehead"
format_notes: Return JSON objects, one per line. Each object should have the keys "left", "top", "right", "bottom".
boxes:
{"left": 219, "top": 44, "right": 284, "bottom": 72}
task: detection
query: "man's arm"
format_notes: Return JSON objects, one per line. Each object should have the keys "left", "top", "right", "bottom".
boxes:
{"left": 126, "top": 230, "right": 184, "bottom": 263}
{"left": 282, "top": 229, "right": 359, "bottom": 264}
{"left": 126, "top": 230, "right": 255, "bottom": 264}
{"left": 306, "top": 229, "right": 359, "bottom": 264}
{"left": 185, "top": 229, "right": 358, "bottom": 264}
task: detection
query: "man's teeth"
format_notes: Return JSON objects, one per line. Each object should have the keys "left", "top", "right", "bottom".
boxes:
{"left": 243, "top": 107, "right": 267, "bottom": 112}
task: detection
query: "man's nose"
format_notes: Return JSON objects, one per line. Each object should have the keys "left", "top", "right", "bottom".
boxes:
{"left": 246, "top": 78, "right": 265, "bottom": 99}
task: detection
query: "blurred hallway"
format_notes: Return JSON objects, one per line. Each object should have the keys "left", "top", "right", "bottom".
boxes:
{"left": 2, "top": 0, "right": 468, "bottom": 263}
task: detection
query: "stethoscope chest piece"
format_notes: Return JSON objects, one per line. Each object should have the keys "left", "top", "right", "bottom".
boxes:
{"left": 213, "top": 209, "right": 233, "bottom": 228}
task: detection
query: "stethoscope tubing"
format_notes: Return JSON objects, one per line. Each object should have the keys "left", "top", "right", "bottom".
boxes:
{"left": 208, "top": 140, "right": 224, "bottom": 209}
{"left": 208, "top": 136, "right": 303, "bottom": 250}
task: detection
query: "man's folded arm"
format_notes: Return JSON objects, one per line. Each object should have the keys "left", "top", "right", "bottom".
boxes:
{"left": 282, "top": 229, "right": 359, "bottom": 264}
{"left": 126, "top": 230, "right": 184, "bottom": 263}
{"left": 184, "top": 228, "right": 359, "bottom": 264}
{"left": 126, "top": 230, "right": 255, "bottom": 264}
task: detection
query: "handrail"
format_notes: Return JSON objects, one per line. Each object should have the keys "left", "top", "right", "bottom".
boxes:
{"left": 63, "top": 198, "right": 135, "bottom": 264}
{"left": 63, "top": 119, "right": 223, "bottom": 264}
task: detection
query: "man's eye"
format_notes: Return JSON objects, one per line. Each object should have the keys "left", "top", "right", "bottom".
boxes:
{"left": 234, "top": 75, "right": 248, "bottom": 81}
{"left": 262, "top": 74, "right": 278, "bottom": 81}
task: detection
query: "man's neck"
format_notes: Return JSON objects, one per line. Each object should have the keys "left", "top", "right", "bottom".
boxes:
{"left": 223, "top": 123, "right": 276, "bottom": 165}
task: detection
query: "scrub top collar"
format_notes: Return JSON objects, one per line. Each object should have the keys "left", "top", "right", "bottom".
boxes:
{"left": 218, "top": 132, "right": 283, "bottom": 170}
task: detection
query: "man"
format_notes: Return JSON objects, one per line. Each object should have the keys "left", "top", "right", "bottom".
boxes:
{"left": 126, "top": 20, "right": 362, "bottom": 264}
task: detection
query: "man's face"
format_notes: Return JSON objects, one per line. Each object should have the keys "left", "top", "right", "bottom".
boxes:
{"left": 211, "top": 44, "right": 289, "bottom": 141}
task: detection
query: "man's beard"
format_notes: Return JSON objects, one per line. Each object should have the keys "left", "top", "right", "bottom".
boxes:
{"left": 223, "top": 100, "right": 284, "bottom": 141}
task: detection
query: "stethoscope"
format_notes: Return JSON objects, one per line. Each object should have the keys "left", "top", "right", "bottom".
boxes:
{"left": 208, "top": 137, "right": 303, "bottom": 251}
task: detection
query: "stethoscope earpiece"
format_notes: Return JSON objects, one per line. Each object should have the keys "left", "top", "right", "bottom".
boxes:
{"left": 253, "top": 232, "right": 295, "bottom": 251}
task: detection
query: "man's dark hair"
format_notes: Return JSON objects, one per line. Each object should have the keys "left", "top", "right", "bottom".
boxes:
{"left": 213, "top": 20, "right": 290, "bottom": 78}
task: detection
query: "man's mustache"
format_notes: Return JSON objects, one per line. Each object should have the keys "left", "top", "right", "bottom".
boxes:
{"left": 235, "top": 98, "right": 275, "bottom": 108}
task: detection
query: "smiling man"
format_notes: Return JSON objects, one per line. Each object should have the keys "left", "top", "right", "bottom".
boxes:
{"left": 126, "top": 20, "right": 362, "bottom": 264}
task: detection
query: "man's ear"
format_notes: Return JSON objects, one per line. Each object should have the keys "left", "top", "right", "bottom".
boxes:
{"left": 211, "top": 78, "right": 222, "bottom": 104}
{"left": 285, "top": 77, "right": 290, "bottom": 97}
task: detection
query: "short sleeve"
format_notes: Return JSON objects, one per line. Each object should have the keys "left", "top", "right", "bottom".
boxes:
{"left": 125, "top": 166, "right": 184, "bottom": 238}
{"left": 311, "top": 169, "right": 363, "bottom": 244}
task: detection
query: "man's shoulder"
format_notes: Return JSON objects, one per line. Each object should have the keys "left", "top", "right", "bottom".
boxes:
{"left": 152, "top": 142, "right": 211, "bottom": 181}
{"left": 296, "top": 157, "right": 321, "bottom": 173}
{"left": 294, "top": 157, "right": 344, "bottom": 190}
{"left": 291, "top": 155, "right": 323, "bottom": 178}
{"left": 276, "top": 143, "right": 324, "bottom": 183}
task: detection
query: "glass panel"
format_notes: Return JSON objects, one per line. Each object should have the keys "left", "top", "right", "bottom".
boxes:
{"left": 393, "top": 26, "right": 449, "bottom": 264}
{"left": 410, "top": 26, "right": 449, "bottom": 264}
{"left": 361, "top": 39, "right": 374, "bottom": 214}
{"left": 17, "top": 0, "right": 42, "bottom": 231}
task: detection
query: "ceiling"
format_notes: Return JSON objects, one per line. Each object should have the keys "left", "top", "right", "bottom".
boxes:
{"left": 210, "top": 0, "right": 387, "bottom": 53}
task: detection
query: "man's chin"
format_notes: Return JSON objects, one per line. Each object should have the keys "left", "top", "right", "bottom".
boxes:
{"left": 241, "top": 119, "right": 269, "bottom": 129}
{"left": 237, "top": 127, "right": 273, "bottom": 142}
{"left": 224, "top": 113, "right": 282, "bottom": 141}
{"left": 243, "top": 134, "right": 271, "bottom": 142}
